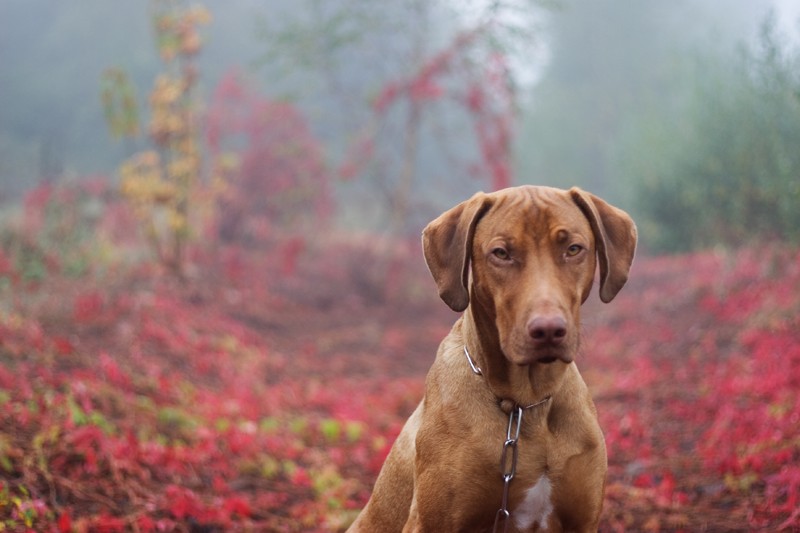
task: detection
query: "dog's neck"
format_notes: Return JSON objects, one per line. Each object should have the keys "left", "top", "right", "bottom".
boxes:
{"left": 461, "top": 307, "right": 568, "bottom": 409}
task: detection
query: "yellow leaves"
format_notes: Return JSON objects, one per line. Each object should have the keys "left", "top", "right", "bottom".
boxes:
{"left": 767, "top": 401, "right": 790, "bottom": 419}
{"left": 120, "top": 151, "right": 175, "bottom": 205}
{"left": 215, "top": 152, "right": 239, "bottom": 172}
{"left": 120, "top": 149, "right": 200, "bottom": 222}
{"left": 181, "top": 31, "right": 202, "bottom": 56}
{"left": 209, "top": 152, "right": 238, "bottom": 200}
{"left": 112, "top": 1, "right": 219, "bottom": 277}
{"left": 0, "top": 433, "right": 17, "bottom": 473}
{"left": 120, "top": 146, "right": 191, "bottom": 248}
{"left": 151, "top": 75, "right": 184, "bottom": 107}
{"left": 186, "top": 5, "right": 212, "bottom": 26}
{"left": 167, "top": 155, "right": 198, "bottom": 183}
{"left": 168, "top": 210, "right": 188, "bottom": 236}
{"left": 724, "top": 471, "right": 759, "bottom": 492}
{"left": 217, "top": 333, "right": 244, "bottom": 356}
{"left": 137, "top": 150, "right": 160, "bottom": 168}
{"left": 153, "top": 2, "right": 211, "bottom": 62}
{"left": 259, "top": 455, "right": 281, "bottom": 479}
{"left": 148, "top": 76, "right": 192, "bottom": 144}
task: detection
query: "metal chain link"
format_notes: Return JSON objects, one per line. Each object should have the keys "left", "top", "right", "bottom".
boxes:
{"left": 493, "top": 405, "right": 523, "bottom": 533}
{"left": 464, "top": 346, "right": 551, "bottom": 532}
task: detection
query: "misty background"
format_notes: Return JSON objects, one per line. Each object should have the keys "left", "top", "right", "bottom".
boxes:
{"left": 1, "top": 0, "right": 799, "bottom": 252}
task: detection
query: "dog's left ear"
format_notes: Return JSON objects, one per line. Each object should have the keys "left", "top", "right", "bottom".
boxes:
{"left": 422, "top": 192, "right": 494, "bottom": 312}
{"left": 570, "top": 187, "right": 638, "bottom": 303}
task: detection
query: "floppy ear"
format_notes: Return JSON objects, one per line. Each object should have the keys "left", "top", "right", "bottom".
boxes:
{"left": 570, "top": 187, "right": 638, "bottom": 303}
{"left": 422, "top": 192, "right": 494, "bottom": 312}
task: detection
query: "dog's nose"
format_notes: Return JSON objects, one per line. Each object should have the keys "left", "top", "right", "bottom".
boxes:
{"left": 528, "top": 315, "right": 567, "bottom": 345}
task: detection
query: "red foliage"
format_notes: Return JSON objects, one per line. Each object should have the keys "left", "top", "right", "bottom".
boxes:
{"left": 22, "top": 184, "right": 54, "bottom": 235}
{"left": 467, "top": 53, "right": 514, "bottom": 191}
{"left": 207, "top": 70, "right": 332, "bottom": 242}
{"left": 588, "top": 247, "right": 800, "bottom": 530}
{"left": 1, "top": 187, "right": 799, "bottom": 530}
{"left": 73, "top": 291, "right": 104, "bottom": 323}
{"left": 341, "top": 24, "right": 514, "bottom": 192}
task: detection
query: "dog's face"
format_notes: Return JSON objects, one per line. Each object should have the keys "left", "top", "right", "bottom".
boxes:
{"left": 469, "top": 187, "right": 596, "bottom": 365}
{"left": 423, "top": 185, "right": 637, "bottom": 366}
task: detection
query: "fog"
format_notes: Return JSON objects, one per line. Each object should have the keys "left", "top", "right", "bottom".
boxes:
{"left": 1, "top": 0, "right": 797, "bottom": 249}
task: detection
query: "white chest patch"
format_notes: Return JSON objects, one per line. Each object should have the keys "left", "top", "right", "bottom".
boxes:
{"left": 514, "top": 475, "right": 554, "bottom": 531}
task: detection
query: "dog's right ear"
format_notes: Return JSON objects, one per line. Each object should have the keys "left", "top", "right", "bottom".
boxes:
{"left": 570, "top": 187, "right": 638, "bottom": 303}
{"left": 422, "top": 192, "right": 493, "bottom": 312}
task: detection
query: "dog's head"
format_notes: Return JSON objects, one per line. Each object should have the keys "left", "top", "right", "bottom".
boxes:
{"left": 422, "top": 185, "right": 637, "bottom": 366}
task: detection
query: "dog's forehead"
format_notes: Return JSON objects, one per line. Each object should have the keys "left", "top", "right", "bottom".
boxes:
{"left": 478, "top": 186, "right": 587, "bottom": 236}
{"left": 491, "top": 186, "right": 568, "bottom": 208}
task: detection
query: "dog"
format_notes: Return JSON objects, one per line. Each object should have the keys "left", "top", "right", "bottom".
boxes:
{"left": 347, "top": 185, "right": 637, "bottom": 532}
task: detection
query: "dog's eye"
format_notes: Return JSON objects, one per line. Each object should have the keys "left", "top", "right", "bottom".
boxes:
{"left": 491, "top": 247, "right": 511, "bottom": 261}
{"left": 566, "top": 244, "right": 583, "bottom": 257}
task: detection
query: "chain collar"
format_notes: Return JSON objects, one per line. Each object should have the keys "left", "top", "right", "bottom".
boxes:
{"left": 463, "top": 345, "right": 551, "bottom": 533}
{"left": 464, "top": 344, "right": 484, "bottom": 375}
{"left": 463, "top": 346, "right": 552, "bottom": 411}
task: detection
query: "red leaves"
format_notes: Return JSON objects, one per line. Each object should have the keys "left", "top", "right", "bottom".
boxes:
{"left": 466, "top": 84, "right": 485, "bottom": 113}
{"left": 408, "top": 78, "right": 444, "bottom": 103}
{"left": 92, "top": 513, "right": 127, "bottom": 533}
{"left": 222, "top": 495, "right": 252, "bottom": 518}
{"left": 23, "top": 183, "right": 54, "bottom": 218}
{"left": 57, "top": 511, "right": 72, "bottom": 532}
{"left": 770, "top": 465, "right": 800, "bottom": 527}
{"left": 467, "top": 54, "right": 514, "bottom": 191}
{"left": 99, "top": 352, "right": 131, "bottom": 388}
{"left": 594, "top": 246, "right": 800, "bottom": 530}
{"left": 0, "top": 233, "right": 435, "bottom": 530}
{"left": 53, "top": 336, "right": 75, "bottom": 356}
{"left": 3, "top": 180, "right": 799, "bottom": 533}
{"left": 336, "top": 133, "right": 374, "bottom": 182}
{"left": 73, "top": 292, "right": 104, "bottom": 323}
{"left": 290, "top": 467, "right": 312, "bottom": 488}
{"left": 280, "top": 237, "right": 305, "bottom": 277}
{"left": 207, "top": 70, "right": 332, "bottom": 242}
{"left": 373, "top": 83, "right": 400, "bottom": 114}
{"left": 164, "top": 485, "right": 202, "bottom": 520}
{"left": 352, "top": 24, "right": 514, "bottom": 192}
{"left": 0, "top": 250, "right": 13, "bottom": 279}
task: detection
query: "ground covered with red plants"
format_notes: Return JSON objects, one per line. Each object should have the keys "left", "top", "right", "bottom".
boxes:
{"left": 1, "top": 186, "right": 798, "bottom": 531}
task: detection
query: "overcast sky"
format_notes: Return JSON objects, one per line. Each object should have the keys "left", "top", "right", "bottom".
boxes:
{"left": 775, "top": 0, "right": 800, "bottom": 41}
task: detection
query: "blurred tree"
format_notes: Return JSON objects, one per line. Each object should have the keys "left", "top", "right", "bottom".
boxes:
{"left": 256, "top": 0, "right": 549, "bottom": 233}
{"left": 101, "top": 68, "right": 140, "bottom": 141}
{"left": 0, "top": 1, "right": 275, "bottom": 201}
{"left": 0, "top": 0, "right": 155, "bottom": 197}
{"left": 515, "top": 0, "right": 771, "bottom": 202}
{"left": 621, "top": 14, "right": 800, "bottom": 251}
{"left": 206, "top": 70, "right": 332, "bottom": 243}
{"left": 1, "top": 0, "right": 547, "bottom": 233}
{"left": 116, "top": 1, "right": 212, "bottom": 277}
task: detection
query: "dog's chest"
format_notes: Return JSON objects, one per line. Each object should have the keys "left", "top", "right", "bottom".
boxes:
{"left": 513, "top": 475, "right": 554, "bottom": 531}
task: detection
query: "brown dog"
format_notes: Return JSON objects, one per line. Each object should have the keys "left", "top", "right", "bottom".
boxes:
{"left": 347, "top": 186, "right": 637, "bottom": 532}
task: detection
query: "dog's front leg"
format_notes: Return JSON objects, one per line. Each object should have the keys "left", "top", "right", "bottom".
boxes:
{"left": 401, "top": 496, "right": 422, "bottom": 533}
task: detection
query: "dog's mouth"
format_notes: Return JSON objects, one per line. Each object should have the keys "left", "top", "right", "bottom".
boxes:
{"left": 507, "top": 348, "right": 574, "bottom": 366}
{"left": 504, "top": 334, "right": 576, "bottom": 366}
{"left": 535, "top": 351, "right": 574, "bottom": 364}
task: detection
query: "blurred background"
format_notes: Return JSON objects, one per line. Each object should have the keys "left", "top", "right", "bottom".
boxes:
{"left": 1, "top": 0, "right": 798, "bottom": 251}
{"left": 1, "top": 1, "right": 799, "bottom": 531}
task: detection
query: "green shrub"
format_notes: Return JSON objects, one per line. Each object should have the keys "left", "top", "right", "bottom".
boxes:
{"left": 623, "top": 18, "right": 800, "bottom": 252}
